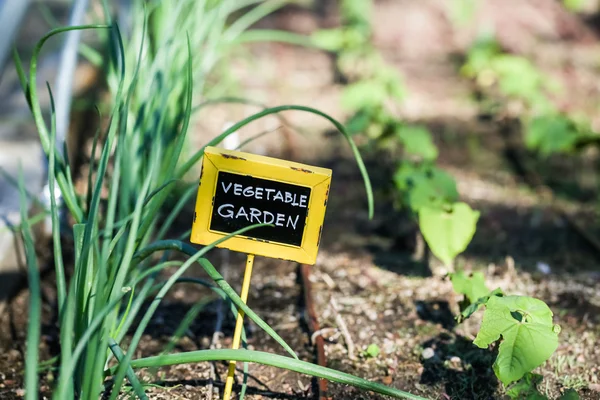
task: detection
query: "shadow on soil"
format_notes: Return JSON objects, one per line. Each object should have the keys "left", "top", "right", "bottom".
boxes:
{"left": 414, "top": 300, "right": 456, "bottom": 330}
{"left": 0, "top": 271, "right": 23, "bottom": 310}
{"left": 550, "top": 291, "right": 600, "bottom": 326}
{"left": 419, "top": 332, "right": 499, "bottom": 400}
{"left": 463, "top": 200, "right": 600, "bottom": 273}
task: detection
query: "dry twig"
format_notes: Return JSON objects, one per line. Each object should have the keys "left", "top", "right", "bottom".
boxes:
{"left": 330, "top": 297, "right": 356, "bottom": 360}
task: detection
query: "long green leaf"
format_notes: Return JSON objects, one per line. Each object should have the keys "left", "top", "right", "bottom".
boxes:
{"left": 109, "top": 224, "right": 273, "bottom": 399}
{"left": 45, "top": 82, "right": 75, "bottom": 398}
{"left": 108, "top": 339, "right": 148, "bottom": 400}
{"left": 45, "top": 82, "right": 67, "bottom": 311}
{"left": 55, "top": 293, "right": 130, "bottom": 399}
{"left": 224, "top": 0, "right": 288, "bottom": 41}
{"left": 107, "top": 349, "right": 425, "bottom": 400}
{"left": 134, "top": 33, "right": 193, "bottom": 242}
{"left": 177, "top": 105, "right": 374, "bottom": 218}
{"left": 18, "top": 169, "right": 41, "bottom": 400}
{"left": 235, "top": 29, "right": 315, "bottom": 47}
{"left": 12, "top": 47, "right": 31, "bottom": 108}
{"left": 79, "top": 24, "right": 129, "bottom": 400}
{"left": 25, "top": 25, "right": 110, "bottom": 223}
{"left": 154, "top": 183, "right": 196, "bottom": 241}
{"left": 132, "top": 240, "right": 297, "bottom": 359}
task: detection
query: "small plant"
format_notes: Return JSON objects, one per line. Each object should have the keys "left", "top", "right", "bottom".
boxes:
{"left": 314, "top": 0, "right": 479, "bottom": 267}
{"left": 461, "top": 34, "right": 556, "bottom": 113}
{"left": 364, "top": 343, "right": 381, "bottom": 358}
{"left": 461, "top": 33, "right": 600, "bottom": 157}
{"left": 448, "top": 271, "right": 572, "bottom": 399}
{"left": 393, "top": 128, "right": 480, "bottom": 267}
{"left": 312, "top": 0, "right": 406, "bottom": 141}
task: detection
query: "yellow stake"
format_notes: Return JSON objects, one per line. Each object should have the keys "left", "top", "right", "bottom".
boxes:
{"left": 222, "top": 254, "right": 254, "bottom": 400}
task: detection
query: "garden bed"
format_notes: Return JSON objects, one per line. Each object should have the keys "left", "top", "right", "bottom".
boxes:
{"left": 2, "top": 0, "right": 600, "bottom": 399}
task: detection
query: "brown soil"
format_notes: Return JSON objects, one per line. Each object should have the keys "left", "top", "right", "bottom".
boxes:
{"left": 2, "top": 0, "right": 600, "bottom": 399}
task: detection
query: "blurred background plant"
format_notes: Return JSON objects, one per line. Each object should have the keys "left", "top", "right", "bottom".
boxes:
{"left": 313, "top": 0, "right": 479, "bottom": 269}
{"left": 462, "top": 31, "right": 600, "bottom": 157}
{"left": 313, "top": 0, "right": 405, "bottom": 141}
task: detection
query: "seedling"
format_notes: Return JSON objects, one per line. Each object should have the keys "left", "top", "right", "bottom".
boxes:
{"left": 312, "top": 0, "right": 405, "bottom": 142}
{"left": 449, "top": 271, "right": 565, "bottom": 396}
{"left": 393, "top": 135, "right": 479, "bottom": 268}
{"left": 314, "top": 0, "right": 478, "bottom": 268}
{"left": 462, "top": 33, "right": 600, "bottom": 157}
{"left": 364, "top": 343, "right": 381, "bottom": 358}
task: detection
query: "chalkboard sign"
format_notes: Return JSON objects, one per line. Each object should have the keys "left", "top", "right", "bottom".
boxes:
{"left": 210, "top": 172, "right": 311, "bottom": 246}
{"left": 191, "top": 147, "right": 332, "bottom": 265}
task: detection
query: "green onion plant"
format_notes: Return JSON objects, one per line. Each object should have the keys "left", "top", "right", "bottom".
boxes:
{"left": 12, "top": 1, "right": 423, "bottom": 399}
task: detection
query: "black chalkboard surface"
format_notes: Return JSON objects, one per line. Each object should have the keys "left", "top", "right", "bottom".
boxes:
{"left": 210, "top": 171, "right": 311, "bottom": 246}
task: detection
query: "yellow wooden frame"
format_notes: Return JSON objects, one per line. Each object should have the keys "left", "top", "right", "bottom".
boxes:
{"left": 190, "top": 146, "right": 332, "bottom": 265}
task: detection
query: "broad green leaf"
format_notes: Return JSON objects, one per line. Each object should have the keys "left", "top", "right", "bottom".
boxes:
{"left": 525, "top": 115, "right": 579, "bottom": 156}
{"left": 461, "top": 34, "right": 500, "bottom": 77}
{"left": 396, "top": 125, "right": 438, "bottom": 161}
{"left": 459, "top": 288, "right": 503, "bottom": 322}
{"left": 407, "top": 181, "right": 442, "bottom": 211}
{"left": 560, "top": 389, "right": 580, "bottom": 400}
{"left": 506, "top": 372, "right": 545, "bottom": 400}
{"left": 491, "top": 55, "right": 544, "bottom": 101}
{"left": 341, "top": 80, "right": 387, "bottom": 112}
{"left": 473, "top": 296, "right": 560, "bottom": 385}
{"left": 449, "top": 271, "right": 489, "bottom": 303}
{"left": 346, "top": 111, "right": 373, "bottom": 135}
{"left": 393, "top": 162, "right": 421, "bottom": 191}
{"left": 394, "top": 163, "right": 459, "bottom": 211}
{"left": 422, "top": 168, "right": 458, "bottom": 202}
{"left": 379, "top": 66, "right": 406, "bottom": 101}
{"left": 419, "top": 202, "right": 479, "bottom": 265}
{"left": 341, "top": 0, "right": 373, "bottom": 21}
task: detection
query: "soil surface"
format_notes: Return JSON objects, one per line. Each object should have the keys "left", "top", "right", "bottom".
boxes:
{"left": 2, "top": 1, "right": 600, "bottom": 399}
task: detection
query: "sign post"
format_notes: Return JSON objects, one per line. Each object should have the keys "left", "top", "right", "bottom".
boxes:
{"left": 222, "top": 253, "right": 254, "bottom": 400}
{"left": 191, "top": 146, "right": 332, "bottom": 400}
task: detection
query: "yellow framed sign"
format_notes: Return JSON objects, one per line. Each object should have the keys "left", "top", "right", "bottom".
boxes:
{"left": 190, "top": 146, "right": 332, "bottom": 265}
